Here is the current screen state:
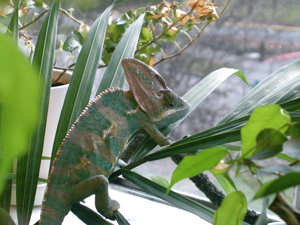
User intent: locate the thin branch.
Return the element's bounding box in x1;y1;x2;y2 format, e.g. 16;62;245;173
154;21;211;66
19;10;49;30
171;154;262;225
138;3;200;54
59;8;84;25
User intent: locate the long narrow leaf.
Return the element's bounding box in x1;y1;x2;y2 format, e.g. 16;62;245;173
131;68;245;161
220;61;300;123
97;13;145;93
52;2;114;161
114;210;131;225
114;97;300;175
121;169;215;223
7;0;23;42
16;1;59;224
70;203;114;225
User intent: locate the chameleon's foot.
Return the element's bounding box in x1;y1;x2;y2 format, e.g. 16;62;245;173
162;137;173;146
117;159;127;168
101;199;120;220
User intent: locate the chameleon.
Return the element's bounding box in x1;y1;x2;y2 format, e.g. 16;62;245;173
39;58;190;224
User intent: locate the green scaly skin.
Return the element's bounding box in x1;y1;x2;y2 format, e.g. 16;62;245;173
39;58;190;224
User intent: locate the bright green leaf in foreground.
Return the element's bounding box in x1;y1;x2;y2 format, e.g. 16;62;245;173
0;35;40;193
249;128;287;160
168;147;228;192
241;105;290;158
213;191;247;225
254;172;300;199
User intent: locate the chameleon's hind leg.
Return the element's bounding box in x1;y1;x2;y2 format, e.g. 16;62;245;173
69;175;120;220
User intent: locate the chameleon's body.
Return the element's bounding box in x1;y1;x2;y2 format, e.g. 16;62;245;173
40;58;190;224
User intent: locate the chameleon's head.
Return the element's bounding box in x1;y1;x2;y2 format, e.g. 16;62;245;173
122;58;190;128
149;88;190;128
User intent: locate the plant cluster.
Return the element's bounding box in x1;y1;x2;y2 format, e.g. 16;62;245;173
1;0;218;70
2;0;300;225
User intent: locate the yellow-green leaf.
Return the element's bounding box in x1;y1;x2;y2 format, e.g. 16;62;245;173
168;147;228;191
241;105;290;158
213;191;247;225
0;34;40;193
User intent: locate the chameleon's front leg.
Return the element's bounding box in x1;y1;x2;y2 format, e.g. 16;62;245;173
69;175;120;220
143;122;172;146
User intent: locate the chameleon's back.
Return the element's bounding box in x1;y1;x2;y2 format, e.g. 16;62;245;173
40;88;145;224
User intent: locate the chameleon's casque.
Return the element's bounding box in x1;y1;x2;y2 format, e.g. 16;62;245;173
39;58;190;224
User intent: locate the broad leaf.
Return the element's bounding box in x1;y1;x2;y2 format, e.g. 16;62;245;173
149;175;169;188
63;30;84;52
213;191;248;225
254;172;300;199
168;147;228;191
241;105;290;158
249;128;287;160
0;35;40;193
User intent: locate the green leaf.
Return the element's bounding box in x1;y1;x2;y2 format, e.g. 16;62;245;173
0;34;40;193
7;0;23;42
16;0;59;224
114;210;130;225
249;128;287;160
213;191;248;225
149;175;169;188
241;105;290;158
63;30;84;52
254;172;300;199
214;174;235;194
106;24;125;42
70;203;113;225
97;13;145;93
0;207;15;225
212;164;237;194
169;147;228;191
52;2;114;161
120;169;215;223
141;27;153;41
220;61;300;123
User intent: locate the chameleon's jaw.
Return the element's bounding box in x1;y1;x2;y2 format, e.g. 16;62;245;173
152;101;190;128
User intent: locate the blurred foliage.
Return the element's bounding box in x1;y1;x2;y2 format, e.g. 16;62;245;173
1;0;220;67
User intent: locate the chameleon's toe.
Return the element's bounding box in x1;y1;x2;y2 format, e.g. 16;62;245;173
103;200;120;220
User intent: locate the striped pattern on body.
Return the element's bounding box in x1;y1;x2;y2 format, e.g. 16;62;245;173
40;88;148;224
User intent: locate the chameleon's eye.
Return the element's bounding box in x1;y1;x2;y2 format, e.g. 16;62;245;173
154;92;164;99
164;91;178;107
